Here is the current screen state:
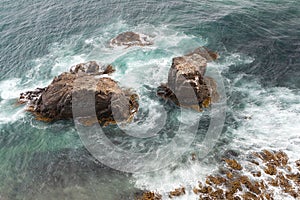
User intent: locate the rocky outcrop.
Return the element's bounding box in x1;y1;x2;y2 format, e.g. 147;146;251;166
19;61;139;125
157;47;219;111
110;31;153;47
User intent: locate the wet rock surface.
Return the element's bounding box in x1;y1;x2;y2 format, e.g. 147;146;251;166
168;187;185;198
110;31;153;47
136;191;162;200
19;61;139;125
157;47;219;111
139;150;300;200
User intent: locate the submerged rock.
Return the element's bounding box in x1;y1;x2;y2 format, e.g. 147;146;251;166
157;47;219;110
19;61;139;125
110;31;153;47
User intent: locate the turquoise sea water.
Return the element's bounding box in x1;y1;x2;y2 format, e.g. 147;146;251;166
0;1;300;199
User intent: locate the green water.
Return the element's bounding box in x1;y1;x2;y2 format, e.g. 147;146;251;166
0;0;299;199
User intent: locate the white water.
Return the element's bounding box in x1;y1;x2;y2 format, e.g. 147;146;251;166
0;21;299;199
229;77;300;160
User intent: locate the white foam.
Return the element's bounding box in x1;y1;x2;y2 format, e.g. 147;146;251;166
130;46;299;199
128;63;233;197
0;99;25;125
120;97;167;138
133;161;217;199
0;79;26;124
0;78;23;100
229;78;300;161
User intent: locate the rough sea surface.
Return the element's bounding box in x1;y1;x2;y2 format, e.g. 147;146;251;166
0;0;299;199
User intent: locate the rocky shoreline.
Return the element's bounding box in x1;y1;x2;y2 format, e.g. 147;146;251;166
137;150;300;200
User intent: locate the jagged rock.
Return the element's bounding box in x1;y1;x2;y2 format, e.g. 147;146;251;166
264;163;277;175
157;47;219;111
136;191;162;200
110;31;153;47
19;87;46;105
19;61;139;125
224;159;243;171
70;61;116;75
168;187;185;198
173;150;300;200
206;175;227;186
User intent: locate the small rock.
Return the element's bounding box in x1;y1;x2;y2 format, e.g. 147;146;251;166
110;31;153;47
224;159;243;170
137;191;162;200
169;187;185;198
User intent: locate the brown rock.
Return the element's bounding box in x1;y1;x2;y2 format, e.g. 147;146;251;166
264;193;274;200
137;150;300;200
251;171;262;177
260;180;267;191
193;187;200;194
226;171;234;179
274;151;289;166
296;160;300;167
286;173;300;185
239;176;261;195
191;153;197;161
110;31;153;47
169;187;185;198
157;47;219;110
137;192;162;200
19;61;139;125
269;178;279;187
210;189;224;199
242;192;258;200
200;186;213;194
264;163;277;175
206;175;227;186
19;87;46;105
224;159;243;171
254;150;289;167
227;180;242;194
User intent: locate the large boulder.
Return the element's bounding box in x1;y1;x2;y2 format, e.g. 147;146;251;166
157;47;219;111
110;31;153;47
19;61;139;125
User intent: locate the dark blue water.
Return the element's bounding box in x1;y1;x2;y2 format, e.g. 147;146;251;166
0;1;299;199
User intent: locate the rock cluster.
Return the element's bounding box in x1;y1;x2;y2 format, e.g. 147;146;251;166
139;150;300;200
157;47;219;111
193;150;300;199
19;61;139;125
20;30;220;125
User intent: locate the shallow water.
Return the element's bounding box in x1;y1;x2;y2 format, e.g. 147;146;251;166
0;0;299;199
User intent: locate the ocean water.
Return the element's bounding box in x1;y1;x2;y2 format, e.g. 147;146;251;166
0;0;299;199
